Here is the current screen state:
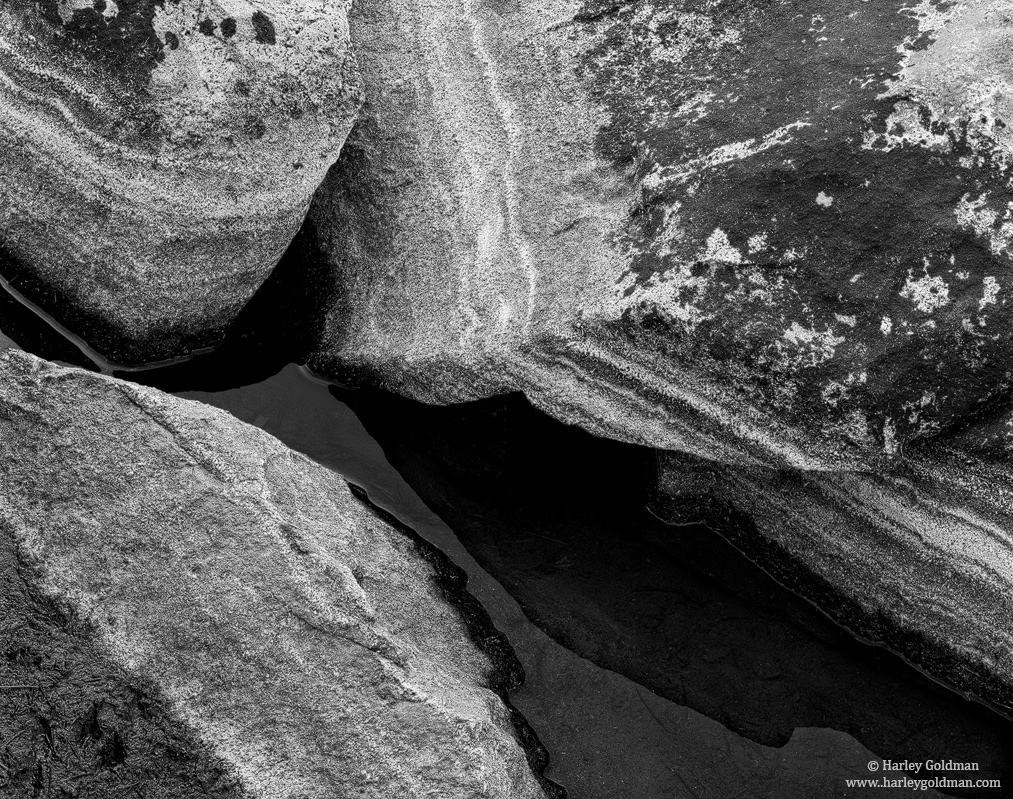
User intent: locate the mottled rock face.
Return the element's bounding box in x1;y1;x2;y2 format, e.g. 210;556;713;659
312;0;1013;471
0;0;361;362
598;0;1013;467
0;351;552;799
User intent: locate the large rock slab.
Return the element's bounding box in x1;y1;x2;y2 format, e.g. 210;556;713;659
311;0;1013;473
0;350;556;799
0;0;361;362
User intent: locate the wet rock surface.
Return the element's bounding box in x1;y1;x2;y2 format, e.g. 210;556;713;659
653;443;1013;727
0;0;361;362
0;350;556;799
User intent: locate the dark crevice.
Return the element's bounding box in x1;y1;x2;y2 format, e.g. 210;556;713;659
0;221;337;389
113;223;336;391
0;212;335;377
336;386;1013;799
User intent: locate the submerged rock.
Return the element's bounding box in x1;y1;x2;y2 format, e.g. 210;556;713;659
312;0;1013;474
653;445;1013;722
0;0;361;363
0;350;557;799
336;384;1013;797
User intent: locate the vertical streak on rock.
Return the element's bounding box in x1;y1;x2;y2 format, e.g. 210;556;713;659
465;2;538;335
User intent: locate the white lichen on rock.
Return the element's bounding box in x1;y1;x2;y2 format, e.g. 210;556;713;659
901;263;951;313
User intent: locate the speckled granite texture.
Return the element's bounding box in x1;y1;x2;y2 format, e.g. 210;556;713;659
0;1;361;362
297;0;1013;721
0;350;555;799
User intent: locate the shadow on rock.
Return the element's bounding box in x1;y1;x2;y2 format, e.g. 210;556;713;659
117;222;336;392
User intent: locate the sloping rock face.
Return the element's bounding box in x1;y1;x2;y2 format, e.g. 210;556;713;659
1;527;251;798
312;0;1013;474
0;1;361;363
0;350;555;799
653;446;1013;719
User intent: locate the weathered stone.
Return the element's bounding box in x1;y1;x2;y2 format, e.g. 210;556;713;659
311;0;1013;474
0;1;361;362
0;350;555;799
652;444;1013;722
0;526;251;799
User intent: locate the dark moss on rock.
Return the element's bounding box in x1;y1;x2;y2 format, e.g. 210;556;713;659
32;0;169;90
251;10;276;44
0;522;250;798
570;0;1013;454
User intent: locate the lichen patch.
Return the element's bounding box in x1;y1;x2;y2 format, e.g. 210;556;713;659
981;276;1001;311
955;193;1013;257
900;262;951;313
699;228;743;264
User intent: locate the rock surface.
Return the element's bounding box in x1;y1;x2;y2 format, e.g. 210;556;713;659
653;444;1013;721
178;363;967;799
0;523;251;799
311;0;1013;474
0;350;555;799
0;0;361;362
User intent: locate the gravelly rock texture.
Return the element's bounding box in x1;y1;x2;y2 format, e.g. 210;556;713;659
311;0;1013;474
0;0;361;363
0;350;555;799
0;531;252;799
